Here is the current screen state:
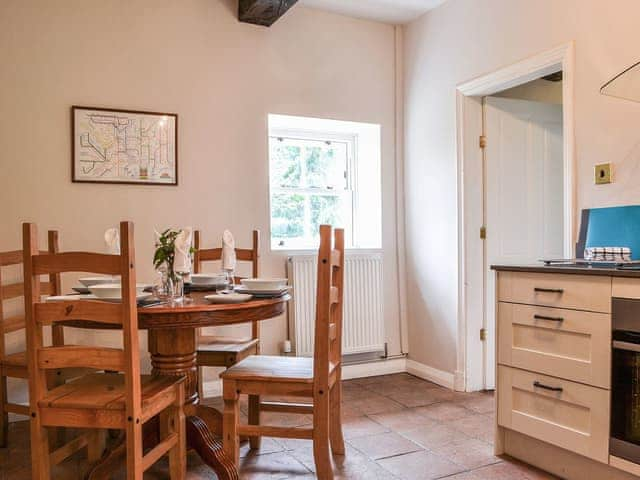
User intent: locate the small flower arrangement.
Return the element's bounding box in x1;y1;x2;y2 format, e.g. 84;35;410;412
153;228;196;282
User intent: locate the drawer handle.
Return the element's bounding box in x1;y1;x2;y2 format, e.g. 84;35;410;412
534;287;564;294
533;381;563;393
533;314;564;322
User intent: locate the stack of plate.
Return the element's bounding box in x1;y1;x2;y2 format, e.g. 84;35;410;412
234;278;290;298
187;273;229;292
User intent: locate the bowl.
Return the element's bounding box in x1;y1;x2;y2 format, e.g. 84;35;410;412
89;283;148;299
79;276;119;287
190;273;228;286
240;278;288;291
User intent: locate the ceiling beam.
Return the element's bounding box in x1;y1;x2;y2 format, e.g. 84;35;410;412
238;0;298;27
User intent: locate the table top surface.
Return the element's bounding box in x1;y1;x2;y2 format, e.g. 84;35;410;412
138;292;290;315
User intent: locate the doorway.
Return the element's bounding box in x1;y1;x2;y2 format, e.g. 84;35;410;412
455;43;576;392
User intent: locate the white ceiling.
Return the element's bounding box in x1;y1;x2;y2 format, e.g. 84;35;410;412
298;0;448;24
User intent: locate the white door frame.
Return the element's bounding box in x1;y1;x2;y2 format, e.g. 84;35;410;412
455;42;576;392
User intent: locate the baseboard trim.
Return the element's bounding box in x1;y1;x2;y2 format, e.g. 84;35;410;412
342;357;407;380
406;359;455;390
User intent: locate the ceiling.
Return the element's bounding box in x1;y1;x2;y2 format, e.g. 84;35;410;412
298;0;448;24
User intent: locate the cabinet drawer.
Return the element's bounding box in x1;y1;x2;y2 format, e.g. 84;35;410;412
498;365;609;463
498;272;611;313
498;303;611;388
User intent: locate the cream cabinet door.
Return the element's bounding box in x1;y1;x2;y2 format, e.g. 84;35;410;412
498;366;610;464
498;302;611;388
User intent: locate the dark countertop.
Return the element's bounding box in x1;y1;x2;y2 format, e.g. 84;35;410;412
491;263;640;278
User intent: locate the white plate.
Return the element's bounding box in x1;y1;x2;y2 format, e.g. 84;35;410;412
89;283;149;298
46;293;152;303
78;276;119;287
240;278;288;291
204;293;253;304
191;273;227;285
234;286;290;296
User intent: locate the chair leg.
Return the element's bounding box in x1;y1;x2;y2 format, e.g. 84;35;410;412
248;394;261;450
222;380;240;466
168;385;186;480
313;393;334;480
0;374;8;448
125;421;144;480
87;429;105;463
30;420;51;480
329;382;345;455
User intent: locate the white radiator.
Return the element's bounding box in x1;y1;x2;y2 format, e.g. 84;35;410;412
287;253;385;357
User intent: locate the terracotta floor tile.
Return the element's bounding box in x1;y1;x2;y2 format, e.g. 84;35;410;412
342;415;390;439
239;451;313;479
431;437;500;469
400;423;471;450
447;413;495;444
347;431;423;460
463;458;560;479
346;392;406;416
377;450;466;480
368;409;436;432
455;392;495;414
414;402;475;422
385;386;458;408
288;444;395;479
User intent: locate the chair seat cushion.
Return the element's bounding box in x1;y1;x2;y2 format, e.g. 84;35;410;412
1;351;26;367
197;336;259;354
220;355;313;383
38;372;182;410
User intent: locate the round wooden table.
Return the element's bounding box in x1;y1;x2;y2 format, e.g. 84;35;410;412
88;292;290;480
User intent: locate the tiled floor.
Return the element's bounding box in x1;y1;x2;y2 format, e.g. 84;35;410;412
0;373;557;479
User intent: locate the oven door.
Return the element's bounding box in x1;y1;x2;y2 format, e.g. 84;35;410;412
611;338;640;463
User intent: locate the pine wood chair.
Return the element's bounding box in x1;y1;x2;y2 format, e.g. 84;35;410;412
193;230;261;393
0;230;65;447
221;225;345;480
23;221;186;480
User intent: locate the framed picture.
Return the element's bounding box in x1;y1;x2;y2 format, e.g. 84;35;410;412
72;106;178;185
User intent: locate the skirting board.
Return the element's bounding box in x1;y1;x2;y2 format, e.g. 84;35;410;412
406;359;456;390
202;357;457;397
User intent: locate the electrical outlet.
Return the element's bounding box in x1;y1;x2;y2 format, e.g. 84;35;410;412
595;163;612;185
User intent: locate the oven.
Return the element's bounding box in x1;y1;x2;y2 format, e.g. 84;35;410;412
611;297;640;463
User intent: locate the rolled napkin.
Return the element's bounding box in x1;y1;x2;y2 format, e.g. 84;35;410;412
584;246;631;262
104;228;120;255
222;230;236;272
174;227;193;273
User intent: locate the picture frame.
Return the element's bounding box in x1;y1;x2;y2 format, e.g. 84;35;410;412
71;106;178;185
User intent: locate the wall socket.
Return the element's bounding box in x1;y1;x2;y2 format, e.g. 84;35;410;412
595;163;612;185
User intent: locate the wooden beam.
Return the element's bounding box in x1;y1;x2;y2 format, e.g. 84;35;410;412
238;0;298;27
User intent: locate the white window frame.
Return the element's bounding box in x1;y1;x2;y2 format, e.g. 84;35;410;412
269;127;359;250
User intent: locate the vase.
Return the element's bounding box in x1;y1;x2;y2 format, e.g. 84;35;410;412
153;266;183;301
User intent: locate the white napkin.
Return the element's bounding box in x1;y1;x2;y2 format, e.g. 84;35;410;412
222;230;236;272
104;228;120;255
174;227;193;273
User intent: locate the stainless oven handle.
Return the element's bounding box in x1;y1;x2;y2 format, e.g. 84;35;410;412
613;340;640;352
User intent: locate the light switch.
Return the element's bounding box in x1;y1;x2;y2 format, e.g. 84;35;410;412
595;163;612;185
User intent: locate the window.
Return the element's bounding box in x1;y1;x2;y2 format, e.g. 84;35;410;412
269;115;381;250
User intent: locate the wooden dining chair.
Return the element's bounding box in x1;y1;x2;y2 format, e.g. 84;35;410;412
193;230;261;395
221;225;345;479
0;230;65;447
23;221;186;480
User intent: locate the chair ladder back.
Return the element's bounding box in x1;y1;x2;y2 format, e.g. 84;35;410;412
312;225;345;393
0;232;61;358
329;229;345;367
193;229;261;344
23;222;142;413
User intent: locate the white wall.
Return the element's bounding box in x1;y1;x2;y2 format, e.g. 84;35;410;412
0;0;403;405
403;0;640;374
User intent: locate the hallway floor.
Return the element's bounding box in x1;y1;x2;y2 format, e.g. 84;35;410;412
0;373;557;479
